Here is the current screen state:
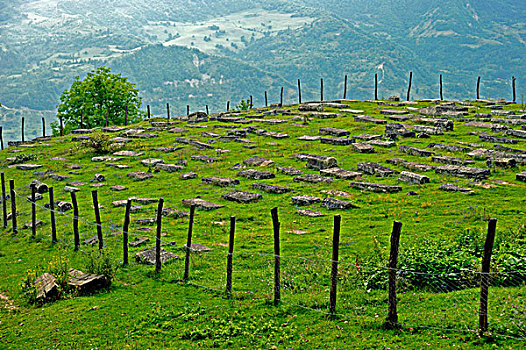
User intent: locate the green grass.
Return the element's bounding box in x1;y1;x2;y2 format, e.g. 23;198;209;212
1;99;525;348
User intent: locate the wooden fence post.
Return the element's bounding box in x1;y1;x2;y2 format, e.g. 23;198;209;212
147;105;151;119
226;101;230;112
265;91;268;107
1;173;6;228
9;179;16;234
479;218;497;334
477;76;481;100
343;75;348;99
298;79;302;104
31;184;36;238
280;87;283;107
0;126;3;150
387;221;403;327
49;187;57;243
375;73;378;101
59;116;63;136
406;71;412;101
71;192;79;251
271;207;280;306
166;103;170;120
206;105;209;116
226;215;236;297
512;76;516;102
42;117;46;137
122;199;131;266
124;106;128;126
329;215;341;313
440;74;443;101
320;78;324;102
91;190;103;250
183;205;195;281
155;197;164;273
21;117;25;142
250;95;253;109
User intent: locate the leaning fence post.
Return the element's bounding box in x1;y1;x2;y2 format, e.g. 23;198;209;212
21;117;25;143
271;207;280;306
187;105;190;116
226;101;230;112
343;75;348;99
122;199;131;266
166;103;170;120
479;218;497;334
320;78;324;102
31;184;36;238
226;216;236;297
0;126;4;150
250;95;253;109
477;76;481;100
183;205;195;281
265;91;268;107
70;192;79;251
280;87;284;106
49;187;57;243
387;221;403;327
91;190;103;250
440;74;443;101
9;179;16;234
1;173;7;228
147;105;151;119
206;105;209;116
59;116;63;136
512;76;516;102
297;79;302;104
155;197;164;273
406;71;412;101
42;117;46;137
329;215;341;314
375;73;378;100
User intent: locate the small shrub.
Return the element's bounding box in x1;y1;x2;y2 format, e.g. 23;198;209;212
83;248;118;280
81;132;120;154
8;154;37;164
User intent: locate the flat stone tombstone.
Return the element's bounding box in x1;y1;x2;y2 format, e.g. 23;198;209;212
243;156;274;167
182;198;223;210
399;145;434;157
411;125;444;135
23;220;44;229
354;134;381;141
133;198;158;204
435;165;490;180
66;164;82;169
439;184;473;193
298;135;322;141
93;174;105;182
277;166;304;176
113;151;144;157
202;177;240;187
107;163;131;169
111;185;127;191
102;126;126;133
321;137;354;146
487;158;517;168
50;157;68;161
252;183;293;194
237;169;275;180
57;201;73;212
141;158;164;167
516;171;526;182
354;115;387;124
181;172;198;180
110;137;132;143
50;174;69;181
292;195;321;206
293;174;333;183
127;171;154;181
432;156;474;165
321;197;358;210
369;140;396;147
321;190;351;197
402;162;435;172
296;154;337;170
16;164;43;171
30;180;48;194
72;129;92;134
319;127;350;137
399;171;430;185
380;109;408;115
91;156;123;162
352;143;375;153
187;243;212;252
156;163;184;172
129;134;158;139
357;163;399;177
297;209;325;217
71;135;90;141
84;235;99;246
350;182;403;193
157;207;189;218
169;127;189;133
137;218;156;225
112;200;128;207
26;193;43;202
129;236;150;247
34;273;59;301
320;168;362;180
64;186;80;193
191;155;218;163
222;190;262;203
68;269;110;291
479;135;519;144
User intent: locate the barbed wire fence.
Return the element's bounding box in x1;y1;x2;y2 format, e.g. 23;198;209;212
1;177;525;341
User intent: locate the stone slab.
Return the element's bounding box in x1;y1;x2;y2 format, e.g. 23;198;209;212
135;248;178;265
350;182;402;193
291;195;321;206
251;183;293;194
222;190;262;203
182;198;223;210
320;168;362;180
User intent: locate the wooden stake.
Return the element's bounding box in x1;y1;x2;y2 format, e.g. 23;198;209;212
329;215;341;313
187;105;190;116
406;71;412;101
387;221;403;326
226;216;236;297
122;199;131;266
226;101;230;112
206;105;209;116
320;78;324;102
477;76;481;100
49;187;57;243
124;106;128;126
512;76;516;102
479;218;497;334
21;117;25;142
147;105;151;119
31;184;36;238
375;73;378;101
297;79;302;104
440;74;443;101
9;179;16;234
0;126;3;150
271;207;280;306
71;192;79;251
183;205;195;281
265;91;268;107
155;197;164;273
343;75;348;99
42;117;46;137
280;87;283;107
166;103;170;120
1;173;6;228
91;190;103;250
250;95;253;109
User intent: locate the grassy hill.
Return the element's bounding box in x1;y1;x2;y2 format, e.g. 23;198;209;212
0;97;525;348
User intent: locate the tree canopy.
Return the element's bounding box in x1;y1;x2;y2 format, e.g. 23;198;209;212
55;66;142;134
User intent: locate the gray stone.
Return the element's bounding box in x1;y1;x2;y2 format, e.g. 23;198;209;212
153;147;184;152
411;125;444;135
107;163;131;169
26;193;43;202
319;127;350;137
191;155;218;163
435;165;490;180
297;209;325;217
479;135;519;144
112;200;128;207
30;180;48;194
237;169;275;180
357;162;399;177
71;135;90;141
136;218;156;225
156;207;189;218
175;137;214;149
320;137;354;146
169;127;189;133
16;164;43;171
128;134;158;139
369;140;396;147
298;135;321;141
321;197;358;210
354;134;381;141
354;115;387;124
243;156;274;167
57;201;73;212
49;174;69;181
93;174;105;182
182;198;223;210
277;166;304;176
251;183;293;194
222;190;262;203
110;137;132;143
135;248;178;265
350;182;403;193
398;171;430;185
129;237;150;247
127;171;154;181
293;174;333;184
185;243;212;252
494;144;526;154
298;103;323;112
486;158;517;168
181;172;198;180
432;156;474;165
506;129;526;139
292;195;321;206
293;154;338;170
141;158;164;167
380;109;408;115
516;172;526;182
34;273;59;301
320;168;362;180
156;164;184;172
202;177;240;187
91;156;123;162
64;186;80;193
399;145;434;157
23;220;44;229
110;186;127;191
113;150;144;157
71;129;92;134
401;162;435;172
133;197;159;205
385;123;415;138
439;184;473;193
426;143;471;153
352;143;375;153
102;126;126;133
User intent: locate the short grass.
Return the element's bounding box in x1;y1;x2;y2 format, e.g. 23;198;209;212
0;99;525;349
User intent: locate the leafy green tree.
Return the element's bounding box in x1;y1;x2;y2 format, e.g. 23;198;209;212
234;98;252;111
53;66;143;134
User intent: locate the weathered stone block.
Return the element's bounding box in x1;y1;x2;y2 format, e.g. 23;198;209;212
320;168;362;180
182;198;223;210
237;169;275;180
202;177;240;187
435;165;490;180
251;183;293;194
222;190;262;203
352;142;375;153
320;137;354;146
127;171;154;181
293;174;333;183
357;162;399;177
399;145;434;157
292;195;321;206
319;127;350;137
321;197;358;210
439;184;473;193
398;171;430;185
350;182;402;193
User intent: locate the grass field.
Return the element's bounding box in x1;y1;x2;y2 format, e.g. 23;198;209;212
0;99;525;348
